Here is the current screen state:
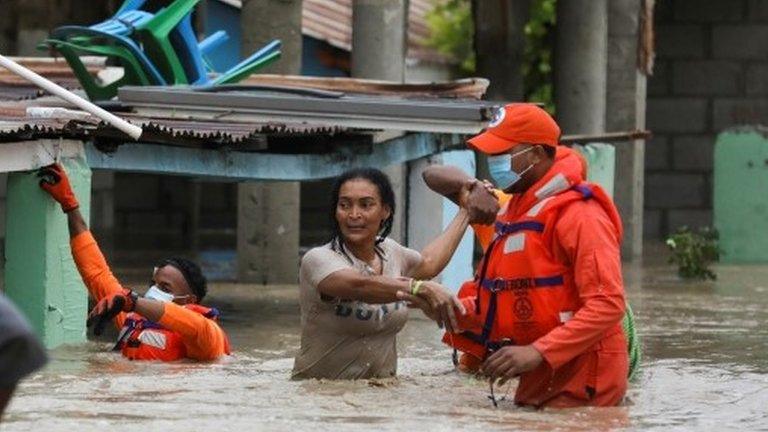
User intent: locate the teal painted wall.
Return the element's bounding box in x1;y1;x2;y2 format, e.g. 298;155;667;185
714;129;768;263
574;143;616;198
4;156;91;348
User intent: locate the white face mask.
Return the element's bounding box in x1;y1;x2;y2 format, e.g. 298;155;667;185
145;285;175;303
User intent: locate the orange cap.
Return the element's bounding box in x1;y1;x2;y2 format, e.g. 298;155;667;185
468;103;561;154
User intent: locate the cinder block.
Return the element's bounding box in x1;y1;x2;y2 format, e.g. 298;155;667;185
645;172;707;208
668;209;713;232
646;136;671;170
672;61;742;96
674;0;744;22
656;25;706;58
648;60;670;97
644;209;664;239
746;64;768;95
713;99;768;130
673;135;716;170
748;0;768;21
647;98;709;133
713;26;768;59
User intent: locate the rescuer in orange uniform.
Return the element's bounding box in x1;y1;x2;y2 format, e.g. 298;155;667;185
421;104;628;408
38;163;230;361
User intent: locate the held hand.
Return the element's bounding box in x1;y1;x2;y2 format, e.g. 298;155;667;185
86;288;137;336
481;345;543;386
396;290;439;322
459;179;499;225
37;163;79;212
416;281;466;333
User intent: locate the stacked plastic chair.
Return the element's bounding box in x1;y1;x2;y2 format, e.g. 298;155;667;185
42;0;281;101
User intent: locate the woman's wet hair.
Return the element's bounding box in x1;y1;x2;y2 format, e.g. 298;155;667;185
329;168;396;261
158;257;208;301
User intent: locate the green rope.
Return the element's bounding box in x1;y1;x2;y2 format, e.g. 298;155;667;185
622;302;641;382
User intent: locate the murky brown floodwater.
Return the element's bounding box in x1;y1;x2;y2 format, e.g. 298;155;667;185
4;248;768;431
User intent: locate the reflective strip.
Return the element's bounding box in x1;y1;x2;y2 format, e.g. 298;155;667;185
503;233;525;254
137;330;168;349
526;196;555;217
559;311;574;323
534;173;570;200
480;275;564;292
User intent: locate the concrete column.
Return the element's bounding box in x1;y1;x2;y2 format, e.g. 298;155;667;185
554;0;608;135
351;0;408;243
238;0;303;283
16;0;50;56
4;153;91;348
472;0;531;101
606;0;646;259
408;151;476;292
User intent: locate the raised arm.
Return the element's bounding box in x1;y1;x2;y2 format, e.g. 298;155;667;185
422;165;499;225
38;164;172;332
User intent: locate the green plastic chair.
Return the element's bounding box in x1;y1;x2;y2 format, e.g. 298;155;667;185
42;38;154;101
212;50;282;85
133;0;200;85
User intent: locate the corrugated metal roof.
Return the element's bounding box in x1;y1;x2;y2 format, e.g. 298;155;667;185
216;0;449;63
0;111;359;146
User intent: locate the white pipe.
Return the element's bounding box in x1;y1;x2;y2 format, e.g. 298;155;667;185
0;54;143;140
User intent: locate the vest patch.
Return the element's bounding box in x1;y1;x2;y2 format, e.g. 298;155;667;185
138;330;167;349
535;173;570;200
527;196;555;217
503;233;526;254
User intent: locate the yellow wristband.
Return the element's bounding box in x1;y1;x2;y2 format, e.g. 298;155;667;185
411;280;424;296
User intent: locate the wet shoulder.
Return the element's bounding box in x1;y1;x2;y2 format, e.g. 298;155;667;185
378;238;421;277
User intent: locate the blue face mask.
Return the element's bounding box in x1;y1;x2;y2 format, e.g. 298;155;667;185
487;147;536;190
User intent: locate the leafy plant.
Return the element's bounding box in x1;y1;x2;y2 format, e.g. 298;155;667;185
665;227;720;280
423;0;556;111
523;0;556;113
424;0;475;74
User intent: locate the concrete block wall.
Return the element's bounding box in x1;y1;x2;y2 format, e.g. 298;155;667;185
645;0;768;238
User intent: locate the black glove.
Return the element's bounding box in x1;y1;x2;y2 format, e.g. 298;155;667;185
86;289;137;336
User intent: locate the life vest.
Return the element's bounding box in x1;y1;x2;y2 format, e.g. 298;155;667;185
443;147;624;362
114;304;225;361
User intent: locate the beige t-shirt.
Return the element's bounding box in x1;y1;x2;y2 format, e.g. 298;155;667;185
292;238;422;380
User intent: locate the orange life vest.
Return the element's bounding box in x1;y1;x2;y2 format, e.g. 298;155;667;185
443;152;623;361
114;304;227;361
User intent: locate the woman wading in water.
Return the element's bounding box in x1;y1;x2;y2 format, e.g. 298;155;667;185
293;168;488;380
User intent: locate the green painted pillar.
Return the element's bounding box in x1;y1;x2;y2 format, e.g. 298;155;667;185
3;156;91;348
574;142;616;198
714;129;768;263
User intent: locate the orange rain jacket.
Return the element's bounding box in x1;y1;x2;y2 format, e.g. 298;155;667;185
446;147;628;408
71;231;230;361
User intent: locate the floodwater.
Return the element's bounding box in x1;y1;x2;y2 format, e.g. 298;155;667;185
4;248;768;431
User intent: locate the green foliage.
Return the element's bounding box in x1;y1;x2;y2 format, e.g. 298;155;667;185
523;0;556;113
423;0;556;111
423;0;475;74
666;227;721;280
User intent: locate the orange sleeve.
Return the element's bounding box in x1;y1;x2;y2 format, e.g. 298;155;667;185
531;200;626;370
70;231;127;328
158;303;229;361
470;190;512;250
